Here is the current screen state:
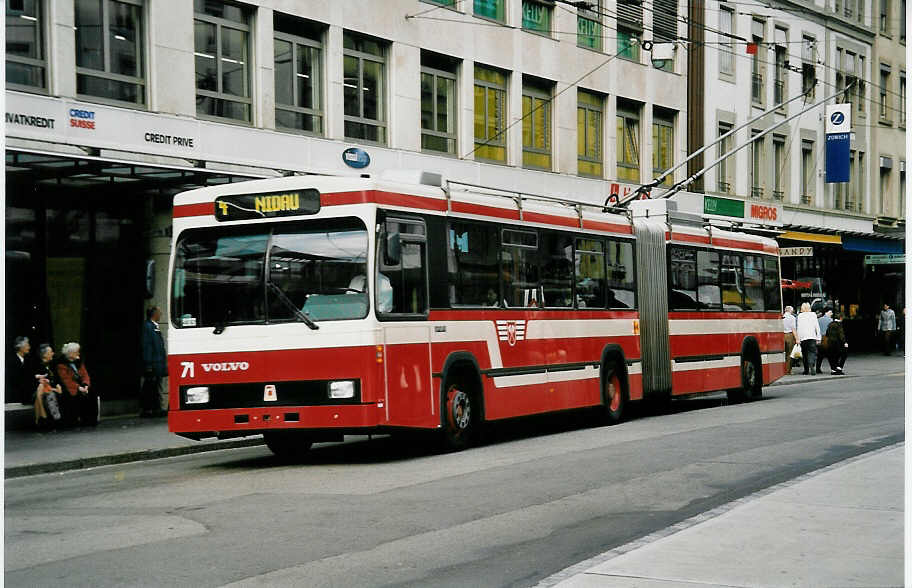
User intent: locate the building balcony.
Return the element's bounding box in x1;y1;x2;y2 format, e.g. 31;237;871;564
800;194;812;205
750;186;764;199
772;190;784;201
718;181;731;193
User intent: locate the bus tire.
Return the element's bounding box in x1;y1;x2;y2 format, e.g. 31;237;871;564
602;362;627;424
263;431;313;461
728;353;762;403
442;381;476;451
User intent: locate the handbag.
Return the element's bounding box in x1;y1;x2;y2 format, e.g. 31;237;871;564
43;388;62;422
790;343;802;359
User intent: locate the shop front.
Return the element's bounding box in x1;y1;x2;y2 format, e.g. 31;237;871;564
5;150;256;406
777;228;904;351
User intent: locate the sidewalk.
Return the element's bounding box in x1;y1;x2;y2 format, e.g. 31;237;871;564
3;415;263;478
546;444;904;588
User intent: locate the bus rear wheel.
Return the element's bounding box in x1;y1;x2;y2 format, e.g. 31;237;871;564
728;355;762;403
263;430;313;461
442;383;475;451
602;364;626;424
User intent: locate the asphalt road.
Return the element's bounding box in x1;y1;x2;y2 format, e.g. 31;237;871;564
5;372;904;588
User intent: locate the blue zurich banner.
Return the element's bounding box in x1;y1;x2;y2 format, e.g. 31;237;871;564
825;133;850;183
824;105;851;184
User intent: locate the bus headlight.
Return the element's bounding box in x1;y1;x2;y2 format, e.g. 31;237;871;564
328;380;355;399
186;387;210;404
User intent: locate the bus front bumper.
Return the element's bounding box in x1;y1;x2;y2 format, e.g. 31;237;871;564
169;403;387;438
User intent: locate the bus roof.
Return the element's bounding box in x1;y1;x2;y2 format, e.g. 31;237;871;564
172;173;778;253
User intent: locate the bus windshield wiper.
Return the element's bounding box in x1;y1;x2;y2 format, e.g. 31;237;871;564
267;281;319;330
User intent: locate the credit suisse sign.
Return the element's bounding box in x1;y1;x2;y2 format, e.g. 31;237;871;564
703;195;783;227
6;91;200;159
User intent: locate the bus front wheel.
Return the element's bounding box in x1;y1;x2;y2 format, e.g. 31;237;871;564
263;431;313;461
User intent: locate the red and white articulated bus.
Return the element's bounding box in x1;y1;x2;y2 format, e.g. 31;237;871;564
167;171;785;457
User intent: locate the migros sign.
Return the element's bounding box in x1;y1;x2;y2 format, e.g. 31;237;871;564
749;203;778;222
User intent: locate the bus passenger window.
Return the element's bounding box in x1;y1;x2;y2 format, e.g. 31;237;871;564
501;229;539;308
606;239;635;309
697;250;721;310
721;253;744;310
447;221;499;306
541;232;573;307
575;238;605;308
743;255;764;311
669;247;698;310
763;256;781;312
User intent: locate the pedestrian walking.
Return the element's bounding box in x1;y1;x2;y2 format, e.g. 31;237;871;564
6;336;33;404
140;306;168;417
796;302;821;375
782;306;798;375
876;304;897;356
56;342;99;427
816;309;833;374
825;314;848;374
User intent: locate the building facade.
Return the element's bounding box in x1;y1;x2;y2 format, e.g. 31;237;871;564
4;0;905;406
698;0;905;347
6;0;691;404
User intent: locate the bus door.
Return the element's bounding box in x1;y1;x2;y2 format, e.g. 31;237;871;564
377;216;434;428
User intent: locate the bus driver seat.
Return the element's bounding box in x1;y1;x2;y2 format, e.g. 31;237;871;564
348;275;367;293
347;274;393;313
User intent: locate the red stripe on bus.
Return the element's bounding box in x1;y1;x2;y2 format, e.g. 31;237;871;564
523;211;583;228
427;310;639;321
668;311;778;320
322;190;449;211
669;232;768;252
669;333;783;356
173;203;212;218
581;219;634;234
450;201;522;221
710;237;765;251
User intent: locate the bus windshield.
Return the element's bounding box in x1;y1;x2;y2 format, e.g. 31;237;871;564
172;217;369;328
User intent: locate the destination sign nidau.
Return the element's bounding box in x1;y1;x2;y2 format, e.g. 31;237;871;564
214;189;321;221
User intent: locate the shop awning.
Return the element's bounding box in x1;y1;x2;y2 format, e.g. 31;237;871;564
842;236;904;254
778;231;842;244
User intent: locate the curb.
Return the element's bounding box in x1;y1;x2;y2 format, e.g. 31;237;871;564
5;436;265;479
768;373;849;387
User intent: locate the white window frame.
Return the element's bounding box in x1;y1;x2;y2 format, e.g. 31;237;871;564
194;2;253;123
274;26;324;136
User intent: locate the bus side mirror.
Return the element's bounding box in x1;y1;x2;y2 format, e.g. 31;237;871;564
385;232;401;266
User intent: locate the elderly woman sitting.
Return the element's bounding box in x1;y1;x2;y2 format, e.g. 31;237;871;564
33;343;62;428
56;342;99;427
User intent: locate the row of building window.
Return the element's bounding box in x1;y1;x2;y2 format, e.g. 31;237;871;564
428;0;677;68
716;10;905;127
5;0;679;182
716;122;817;204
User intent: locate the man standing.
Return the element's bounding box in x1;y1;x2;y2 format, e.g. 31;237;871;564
140;306;168;417
877;304;897;356
782;306;798;375
816;309;833;373
6;336;32;404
